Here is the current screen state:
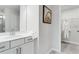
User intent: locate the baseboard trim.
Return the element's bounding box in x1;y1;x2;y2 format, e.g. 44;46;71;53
62;40;79;46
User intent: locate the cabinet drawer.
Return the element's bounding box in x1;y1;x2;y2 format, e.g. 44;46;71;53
25;36;33;43
0;41;10;52
11;38;24;48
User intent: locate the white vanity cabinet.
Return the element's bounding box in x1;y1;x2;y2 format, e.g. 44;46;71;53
21;37;34;54
0;36;34;54
20;42;34;54
1;42;34;54
1;47;19;54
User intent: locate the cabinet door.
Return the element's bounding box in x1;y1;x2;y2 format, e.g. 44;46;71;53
1;47;21;54
1;48;16;54
21;42;34;54
1;42;34;54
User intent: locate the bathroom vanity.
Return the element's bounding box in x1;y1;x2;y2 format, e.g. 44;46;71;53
0;32;37;54
0;37;34;54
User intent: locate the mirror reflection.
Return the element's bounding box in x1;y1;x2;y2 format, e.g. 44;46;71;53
0;5;20;33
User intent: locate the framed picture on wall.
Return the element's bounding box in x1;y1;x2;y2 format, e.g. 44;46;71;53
43;5;52;24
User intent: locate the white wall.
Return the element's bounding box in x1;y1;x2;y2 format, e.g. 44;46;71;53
27;5;39;38
62;8;79;19
20;5;27;33
39;5;61;53
26;5;39;53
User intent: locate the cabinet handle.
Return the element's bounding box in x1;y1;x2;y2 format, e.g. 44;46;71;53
16;48;19;54
16;47;22;54
28;38;32;41
77;30;79;32
19;48;21;54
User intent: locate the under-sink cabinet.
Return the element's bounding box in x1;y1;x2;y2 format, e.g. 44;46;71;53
0;36;34;54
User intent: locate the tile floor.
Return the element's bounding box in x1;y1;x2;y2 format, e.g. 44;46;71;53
61;42;79;54
50;42;79;54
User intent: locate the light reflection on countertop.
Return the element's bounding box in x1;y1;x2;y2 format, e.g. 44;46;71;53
0;31;33;43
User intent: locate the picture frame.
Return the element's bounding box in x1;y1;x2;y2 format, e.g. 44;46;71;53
43;5;52;24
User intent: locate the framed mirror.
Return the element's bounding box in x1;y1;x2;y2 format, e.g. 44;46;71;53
0;5;20;33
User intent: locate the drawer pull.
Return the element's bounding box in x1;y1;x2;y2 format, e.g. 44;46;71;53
28;38;32;41
16;48;22;54
27;39;32;42
19;48;21;54
0;46;5;49
16;48;18;54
